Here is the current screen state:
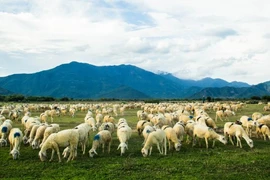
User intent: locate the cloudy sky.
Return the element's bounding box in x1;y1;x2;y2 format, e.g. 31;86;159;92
0;0;270;85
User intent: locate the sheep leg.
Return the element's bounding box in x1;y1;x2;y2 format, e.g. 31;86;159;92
108;142;111;153
204;137;209;149
149;146;152;156
164;138;167;155
212;140;216;148
156;143;162;154
229;135;235;146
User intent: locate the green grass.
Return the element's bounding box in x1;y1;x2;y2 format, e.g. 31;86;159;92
1;103;270;180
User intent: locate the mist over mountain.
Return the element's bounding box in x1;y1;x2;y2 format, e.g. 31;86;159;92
0;61;269;99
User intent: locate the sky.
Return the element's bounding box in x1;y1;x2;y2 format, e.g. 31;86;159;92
0;0;270;85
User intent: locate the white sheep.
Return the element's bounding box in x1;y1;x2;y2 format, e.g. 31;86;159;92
117;124;132;156
252;112;263;121
98;122;115;135
142;125;156;145
63;123;91;157
85;116;97;131
88;130;112;158
0;120;13;146
141;129;167;157
256;115;270;128
95;113;103;128
224;123;254;148
185;120;196;144
256;123;270;141
192;124;227;149
239;115;257;137
162;125;181;151
39;129;79;162
136;120;153;135
26;124;41;145
35;124;59;149
173;121;185;142
32;124;50;149
8;128;23;160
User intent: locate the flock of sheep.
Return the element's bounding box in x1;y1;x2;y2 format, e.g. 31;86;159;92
0;101;270;162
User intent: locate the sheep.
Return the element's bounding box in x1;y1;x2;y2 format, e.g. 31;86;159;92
256;123;270;141
151;113;166;128
116;118;128;128
103;115;115;124
26;124;42;145
215;110;235;122
252;112;263;121
173;121;185;142
40;112;48;123
142;125;156;145
162;125;181;151
8;128;23;160
21;111;31;126
85;116;97;131
137;110;148;120
240;116;257;137
117;124;132;156
22;117;41;144
36;124;59;149
224;123;253;148
136;120;153;135
0;120;13;147
141;129;167;157
30;124;48;149
185;120;196;144
88;130;112;158
39;129;79;162
98;122;115;135
256;115;270;128
192;124;227;149
63;123;91;157
95;113;103;128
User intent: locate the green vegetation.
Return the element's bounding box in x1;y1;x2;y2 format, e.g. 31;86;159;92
0;102;270;179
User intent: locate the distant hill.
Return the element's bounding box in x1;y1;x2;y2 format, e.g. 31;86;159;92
0;61;266;99
0;87;13;95
190;81;270;99
159;73;250;88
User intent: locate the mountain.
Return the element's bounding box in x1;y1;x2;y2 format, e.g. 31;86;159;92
190;81;270;99
0;61;264;99
0;61;185;99
159;73;250;88
0;86;13;95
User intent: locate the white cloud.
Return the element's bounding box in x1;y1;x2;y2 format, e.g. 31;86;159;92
0;0;270;85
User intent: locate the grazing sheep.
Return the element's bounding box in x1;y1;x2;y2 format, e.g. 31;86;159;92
173;121;185;142
117;124;132;156
252;112;263;121
39;129;79;162
88;130;112;158
142;125;156;145
8;128;23;160
240;116;257;137
85;117;97;131
162;125;181;151
21;112;31;126
22;117;41;144
256;123;270;141
136;120;153;135
95;113;103;128
26;124;41;145
224;123;254;148
40;113;48;123
256;115;270;128
0;120;13;146
98;122;115;135
36;124;59;149
103;115;115;124
192;124;227;149
141;129;167;157
62;122;92;158
151;113;166;128
31;124;48;149
137;110;148;120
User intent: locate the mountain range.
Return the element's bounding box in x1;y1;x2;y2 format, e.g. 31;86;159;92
0;61;269;99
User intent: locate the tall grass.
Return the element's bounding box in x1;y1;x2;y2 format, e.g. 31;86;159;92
0;103;270;179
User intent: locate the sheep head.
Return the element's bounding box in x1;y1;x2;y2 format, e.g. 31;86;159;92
10;149;20;160
0;139;7;147
39;151;47;161
89;149;98;158
174;141;182;151
218;135;227;145
117;142;128;155
248;139;254;148
141;148;148;157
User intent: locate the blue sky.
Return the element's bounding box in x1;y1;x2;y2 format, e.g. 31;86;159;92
0;0;270;85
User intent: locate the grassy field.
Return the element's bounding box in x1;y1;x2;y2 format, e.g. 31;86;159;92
1;102;270;180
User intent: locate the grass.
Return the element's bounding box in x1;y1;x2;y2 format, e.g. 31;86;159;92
1;102;270;180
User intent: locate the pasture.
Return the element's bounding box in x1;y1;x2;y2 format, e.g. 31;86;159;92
0;102;270;179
